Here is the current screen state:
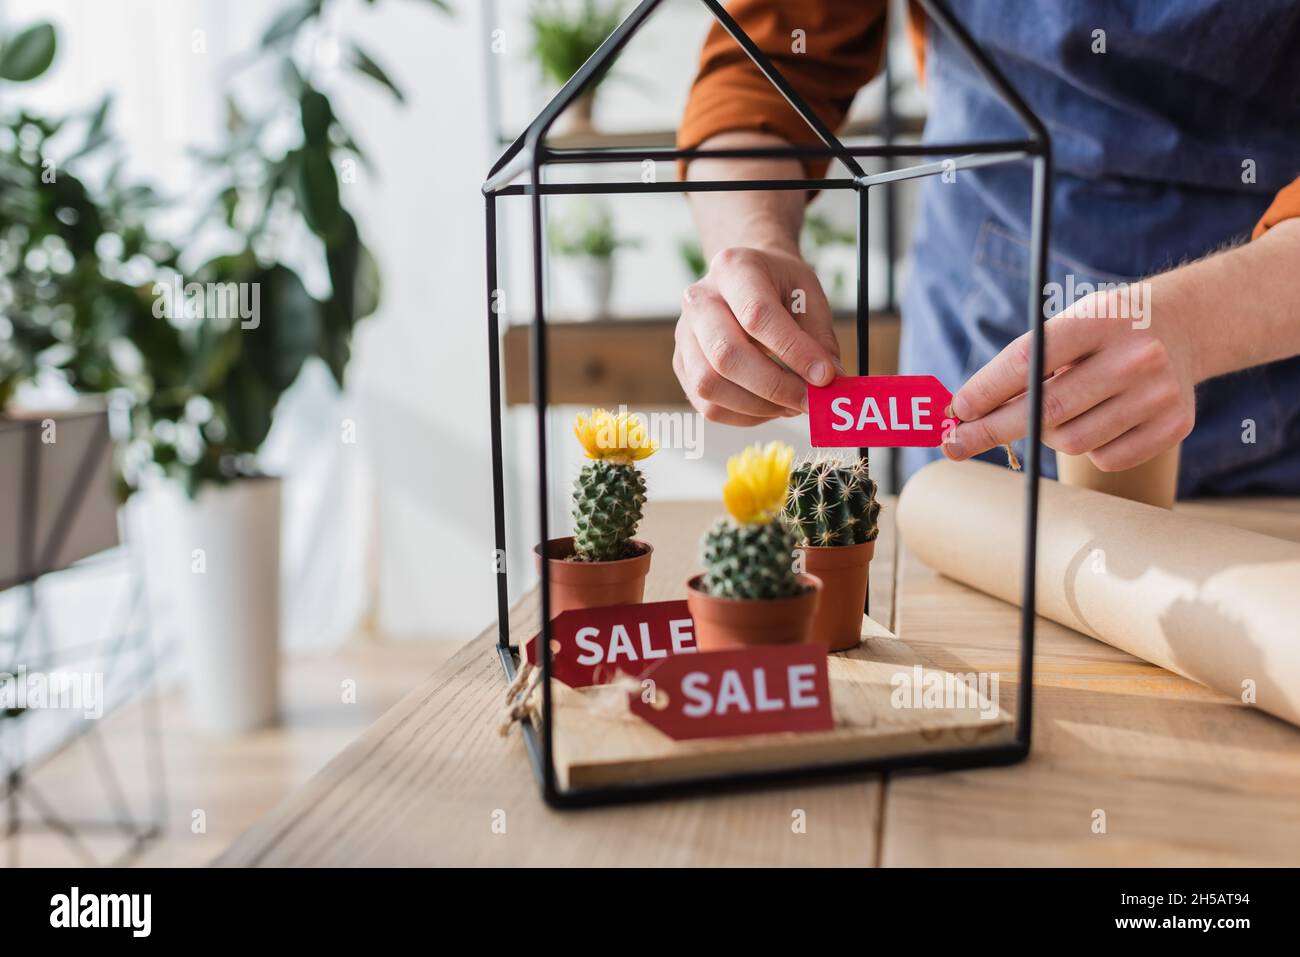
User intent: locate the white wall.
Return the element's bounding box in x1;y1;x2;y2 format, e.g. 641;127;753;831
337;0;498;640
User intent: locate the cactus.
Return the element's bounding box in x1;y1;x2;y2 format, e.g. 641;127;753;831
702;516;800;600
699;441;802;599
784;455;880;547
572;459;647;561
570;408;656;562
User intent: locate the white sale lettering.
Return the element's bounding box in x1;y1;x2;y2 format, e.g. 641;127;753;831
831;395;932;432
680;664;822;719
574;618;694;666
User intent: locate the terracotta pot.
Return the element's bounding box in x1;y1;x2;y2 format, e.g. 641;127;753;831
800;540;875;652
553;91;597;137
685;574;823;652
534;537;652;618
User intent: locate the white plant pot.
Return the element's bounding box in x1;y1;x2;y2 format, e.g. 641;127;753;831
562;255;614;321
175;477;281;735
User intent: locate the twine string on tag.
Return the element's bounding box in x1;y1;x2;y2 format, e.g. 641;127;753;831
497;661;541;736
498;665;649;737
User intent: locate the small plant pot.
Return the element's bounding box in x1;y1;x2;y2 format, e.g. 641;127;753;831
800;540;876;653
685;574;823;652
534;536;653;618
553;90;597;136
561;254;614;321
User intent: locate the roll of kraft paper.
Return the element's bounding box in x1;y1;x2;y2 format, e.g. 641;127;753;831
896;459;1300;727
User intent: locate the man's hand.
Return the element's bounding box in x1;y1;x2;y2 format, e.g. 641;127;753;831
943;286;1197;472
675;130;843;426
674;246;841;425
944;217;1300;472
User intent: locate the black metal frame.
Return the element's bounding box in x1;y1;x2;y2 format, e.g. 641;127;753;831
1;409;167;863
482;0;1050;809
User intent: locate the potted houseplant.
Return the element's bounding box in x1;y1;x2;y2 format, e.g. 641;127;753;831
535;407;656;616
784;455;881;652
548;198;638;320
687;441;822;651
0;2;444;734
0;22;157;589
0;0;441;738
528;0;627;136
137;0;428;734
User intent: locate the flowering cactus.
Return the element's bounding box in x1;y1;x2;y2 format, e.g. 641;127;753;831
701;441;801;599
570;408;656;561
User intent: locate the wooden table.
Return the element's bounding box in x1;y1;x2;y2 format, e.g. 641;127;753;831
219;496;1300;866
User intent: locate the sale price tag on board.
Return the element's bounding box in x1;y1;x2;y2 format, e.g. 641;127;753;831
629;644;833;740
808;375;957;448
526;600;697;688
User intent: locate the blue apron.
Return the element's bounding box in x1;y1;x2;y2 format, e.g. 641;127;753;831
900;0;1300;495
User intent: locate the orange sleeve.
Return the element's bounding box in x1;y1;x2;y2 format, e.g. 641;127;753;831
677;0;888;180
1252;176;1300;239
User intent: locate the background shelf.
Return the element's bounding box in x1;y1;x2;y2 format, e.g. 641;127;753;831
502;312;900;407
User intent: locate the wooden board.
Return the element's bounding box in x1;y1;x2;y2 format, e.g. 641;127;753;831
218;495;1300;867
217;501;895;867
550;615;1014;790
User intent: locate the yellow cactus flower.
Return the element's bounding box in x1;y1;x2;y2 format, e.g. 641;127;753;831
573;408;657;463
723;441;795;525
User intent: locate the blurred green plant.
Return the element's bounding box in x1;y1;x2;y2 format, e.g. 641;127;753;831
802;211;856;300
528;0;625;92
672;216;852;292
0;22;56;81
0;23;179;416
1;2;448;496
1;23;61;720
678;237;706;282
547;199;638;260
803;211;855;250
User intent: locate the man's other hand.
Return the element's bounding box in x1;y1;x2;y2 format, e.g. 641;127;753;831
673;245;841;426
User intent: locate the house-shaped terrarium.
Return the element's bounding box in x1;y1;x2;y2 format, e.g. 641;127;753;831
483;0;1051;808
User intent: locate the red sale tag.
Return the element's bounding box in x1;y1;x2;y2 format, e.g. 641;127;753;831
629;644;833;740
808;375;956;448
526;600;696;688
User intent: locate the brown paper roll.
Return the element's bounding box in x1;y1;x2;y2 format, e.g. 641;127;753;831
1056;444;1181;510
897;459;1300;727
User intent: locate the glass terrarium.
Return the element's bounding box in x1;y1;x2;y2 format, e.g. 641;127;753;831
483;0;1050;808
